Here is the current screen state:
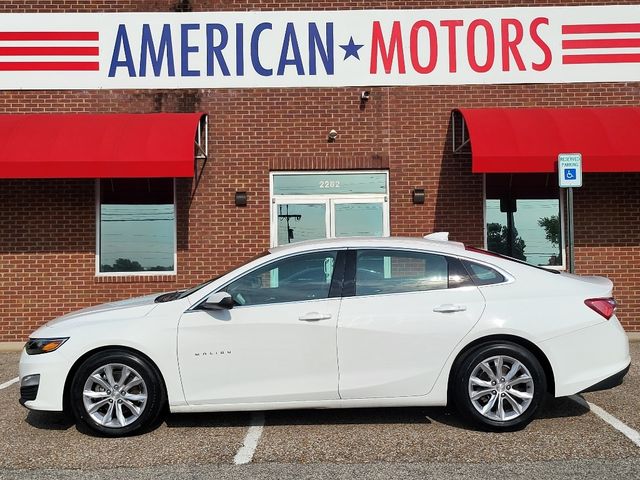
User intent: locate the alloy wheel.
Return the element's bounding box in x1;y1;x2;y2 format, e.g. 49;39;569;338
467;355;534;422
82;363;148;428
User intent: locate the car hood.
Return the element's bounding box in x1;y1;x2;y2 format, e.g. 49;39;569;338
40;293;161;331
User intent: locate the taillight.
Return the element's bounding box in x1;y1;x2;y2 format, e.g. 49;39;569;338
584;298;617;320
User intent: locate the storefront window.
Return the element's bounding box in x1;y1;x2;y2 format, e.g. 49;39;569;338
485;174;563;268
98;179;175;274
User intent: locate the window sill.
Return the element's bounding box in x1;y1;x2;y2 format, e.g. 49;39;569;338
95;274;177;284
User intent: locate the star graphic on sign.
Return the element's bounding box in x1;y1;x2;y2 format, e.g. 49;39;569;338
339;37;364;61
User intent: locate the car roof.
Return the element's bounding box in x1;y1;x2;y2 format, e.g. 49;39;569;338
268;235;466;256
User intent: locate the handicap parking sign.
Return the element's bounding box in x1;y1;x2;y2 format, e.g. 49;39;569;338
558;154;582;188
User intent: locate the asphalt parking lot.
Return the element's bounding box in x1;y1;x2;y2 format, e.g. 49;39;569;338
1;344;639;479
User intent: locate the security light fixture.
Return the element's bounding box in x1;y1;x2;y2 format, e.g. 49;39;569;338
412;188;425;204
235;191;247;207
327;129;338;142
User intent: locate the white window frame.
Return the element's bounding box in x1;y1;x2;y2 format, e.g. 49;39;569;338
482;174;567;271
269;171;390;248
95;179;178;277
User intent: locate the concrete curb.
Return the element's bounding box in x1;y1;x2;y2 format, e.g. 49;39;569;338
0;333;639;352
628;332;640;343
0;342;23;352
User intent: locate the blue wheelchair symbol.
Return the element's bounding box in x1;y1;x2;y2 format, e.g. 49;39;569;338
564;168;576;180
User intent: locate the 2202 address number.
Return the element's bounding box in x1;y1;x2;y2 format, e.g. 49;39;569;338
319;180;341;189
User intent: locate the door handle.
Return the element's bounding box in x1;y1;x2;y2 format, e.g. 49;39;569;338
433;304;467;313
298;312;332;322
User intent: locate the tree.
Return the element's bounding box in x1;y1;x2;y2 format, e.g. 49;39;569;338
487;223;527;261
538;215;561;265
538;215;560;245
101;258;144;272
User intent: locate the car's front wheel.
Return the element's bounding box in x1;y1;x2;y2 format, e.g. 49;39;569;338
70;349;164;436
453;342;547;431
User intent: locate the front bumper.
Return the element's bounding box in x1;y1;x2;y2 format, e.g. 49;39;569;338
19;373;40;406
19;348;70;412
579;363;630;394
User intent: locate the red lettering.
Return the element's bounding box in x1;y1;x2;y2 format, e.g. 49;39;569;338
410;20;438;74
440;20;463;73
501;19;525;71
530;17;552;71
467;19;495;73
370;21;406;74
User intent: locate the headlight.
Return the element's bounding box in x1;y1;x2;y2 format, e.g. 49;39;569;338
25;337;69;355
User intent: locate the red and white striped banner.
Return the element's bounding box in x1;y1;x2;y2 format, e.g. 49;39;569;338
0;31;99;71
561;22;640;65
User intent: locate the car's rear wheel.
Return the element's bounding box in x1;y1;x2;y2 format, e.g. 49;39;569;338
453;342;546;431
70;350;164;436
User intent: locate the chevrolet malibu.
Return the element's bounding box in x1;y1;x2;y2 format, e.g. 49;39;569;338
19;234;630;436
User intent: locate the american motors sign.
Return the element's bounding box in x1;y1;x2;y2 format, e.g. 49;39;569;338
0;5;638;90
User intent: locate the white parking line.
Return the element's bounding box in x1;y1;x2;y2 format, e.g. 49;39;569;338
570;395;640;448
0;377;19;390
233;412;265;465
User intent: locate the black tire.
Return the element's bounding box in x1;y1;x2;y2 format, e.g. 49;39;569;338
70;349;165;437
452;342;546;431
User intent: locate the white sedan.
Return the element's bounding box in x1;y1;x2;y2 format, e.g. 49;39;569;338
19;235;630;436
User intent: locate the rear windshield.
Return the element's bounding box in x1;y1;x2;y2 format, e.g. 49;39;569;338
464;246;560;275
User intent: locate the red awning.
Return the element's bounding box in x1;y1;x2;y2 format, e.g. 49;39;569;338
455;107;640;174
0;113;205;179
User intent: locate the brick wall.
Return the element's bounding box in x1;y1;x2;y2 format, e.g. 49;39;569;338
0;0;639;340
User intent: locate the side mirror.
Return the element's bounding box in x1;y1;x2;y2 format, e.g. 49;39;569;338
200;292;234;310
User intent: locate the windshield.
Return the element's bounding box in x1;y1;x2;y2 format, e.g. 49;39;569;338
154;250;271;303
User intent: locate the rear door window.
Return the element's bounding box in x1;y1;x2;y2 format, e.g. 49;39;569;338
354;250;449;296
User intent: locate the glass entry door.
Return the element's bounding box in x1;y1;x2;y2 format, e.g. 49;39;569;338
275;201;329;246
271;171;390;247
333;199;385;238
273;198;388;246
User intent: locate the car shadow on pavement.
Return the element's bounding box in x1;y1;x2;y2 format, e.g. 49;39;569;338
164;411;255;429
428;395;590;431
539;395;590;419
164;396;589;432
25;410;161;437
25;410;75;431
24;396;590;435
165;407;433;429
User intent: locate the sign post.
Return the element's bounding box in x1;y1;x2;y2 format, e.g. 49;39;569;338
558;153;582;273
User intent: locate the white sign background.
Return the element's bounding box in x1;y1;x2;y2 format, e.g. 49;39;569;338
558;153;583;188
0;5;638;90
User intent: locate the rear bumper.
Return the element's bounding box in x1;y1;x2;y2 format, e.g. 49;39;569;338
541;315;630;397
579;363;630;394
